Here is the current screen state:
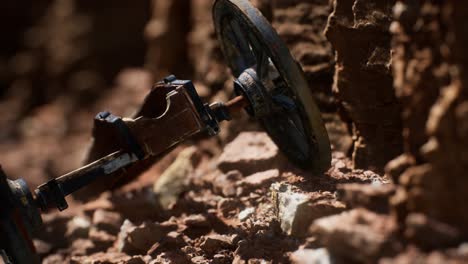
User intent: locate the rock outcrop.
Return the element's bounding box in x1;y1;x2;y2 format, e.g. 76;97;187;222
325;0;403;172
390;0;468;239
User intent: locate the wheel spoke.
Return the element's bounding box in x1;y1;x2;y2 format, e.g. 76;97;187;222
255;51;269;80
272;94;297;111
246;31;269;80
229;19;256;73
261;112;309;161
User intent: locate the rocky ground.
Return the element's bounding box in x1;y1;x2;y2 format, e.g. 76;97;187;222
34;130;396;264
33;128;468;264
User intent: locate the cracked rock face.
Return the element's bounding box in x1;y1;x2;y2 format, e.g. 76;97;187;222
309;208;402;262
337;183;395;213
117;220;175;255
92;209;123;235
273;0;336;110
390;0;468;239
325;0;403;172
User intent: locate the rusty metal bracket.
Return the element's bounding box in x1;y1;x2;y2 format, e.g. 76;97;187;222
95;111;145;160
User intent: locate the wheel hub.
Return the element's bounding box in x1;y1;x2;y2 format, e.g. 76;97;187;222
234;68;272;117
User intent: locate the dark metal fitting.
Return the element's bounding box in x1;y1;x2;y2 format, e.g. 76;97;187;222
163;75;177;84
95;111;145;160
35;179;68;211
8;178;42;229
202;103;221;136
234;68;271;118
96;111;111;119
209;102;232;122
164;78;221;136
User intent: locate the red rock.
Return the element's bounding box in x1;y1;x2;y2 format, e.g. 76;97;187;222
92;209;123;235
191;256;209;264
42;254;68;264
183;214;210;228
147;231;186;257
309;208;402;262
217;132;284;175
217;198;241;217
337;183;396;213
35;214;72;246
150;251;191;264
237;169;280;190
110;189;165;222
181;214;213;239
33;239;53;257
117;220;174;255
213;170;242;197
380;246;468;264
180;245;199;259
384;154;416;183
66;216;91;240
325;0;403;172
70;252;145;264
82;193;114;215
200;234;234;254
213;253;232;264
290;248;332;264
405;213;461;250
69;239;98;256
391;0;468;238
89;228;116;250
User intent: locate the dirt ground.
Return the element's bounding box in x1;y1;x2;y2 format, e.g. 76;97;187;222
1;0;467;263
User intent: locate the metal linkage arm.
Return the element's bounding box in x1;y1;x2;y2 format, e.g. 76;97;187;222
35;151;137;211
34;78;214;211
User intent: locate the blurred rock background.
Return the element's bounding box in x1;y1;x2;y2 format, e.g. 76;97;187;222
0;0;152;188
0;0;345;189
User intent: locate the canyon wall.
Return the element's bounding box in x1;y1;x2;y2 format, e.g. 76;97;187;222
325;0;403;172
390;0;468;238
